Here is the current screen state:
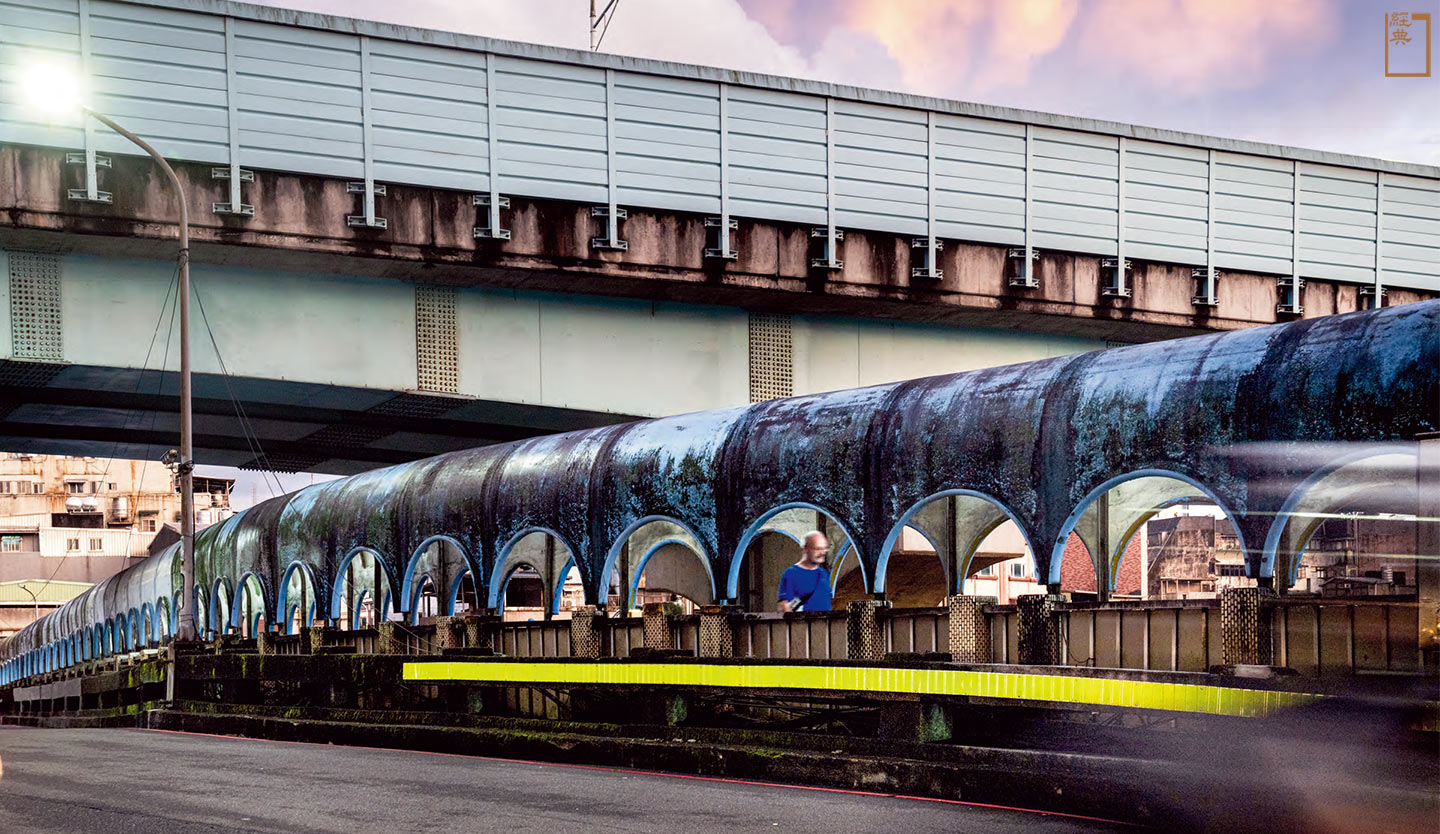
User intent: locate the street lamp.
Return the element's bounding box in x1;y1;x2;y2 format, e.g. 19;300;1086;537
21;63;198;643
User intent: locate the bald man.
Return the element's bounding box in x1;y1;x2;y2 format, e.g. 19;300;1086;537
777;531;832;613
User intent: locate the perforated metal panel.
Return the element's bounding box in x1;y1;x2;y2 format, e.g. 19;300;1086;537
698;606;735;658
8;251;63;362
642;604;675;650
415;285;458;394
747;313;792;403
845;599;888;660
569;606;605;659
946;594;993;663
1221;586;1275;666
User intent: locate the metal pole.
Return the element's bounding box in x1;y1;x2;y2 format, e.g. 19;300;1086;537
84;107;195;642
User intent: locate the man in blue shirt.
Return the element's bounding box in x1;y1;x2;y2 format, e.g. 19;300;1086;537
777;531;832;612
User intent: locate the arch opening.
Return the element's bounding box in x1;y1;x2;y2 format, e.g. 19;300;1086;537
600;518;715;615
729;505;858;612
490;529;576;621
232;574;269;638
277;563;320;635
401;537;471;619
332;549;396;629
1052;471;1247;602
875;491;1040;607
1272;451;1424;597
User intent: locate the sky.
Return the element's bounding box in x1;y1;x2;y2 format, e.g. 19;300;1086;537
197;0;1436;509
236;0;1440;165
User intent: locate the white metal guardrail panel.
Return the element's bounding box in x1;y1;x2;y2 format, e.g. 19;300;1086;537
1213;152;1297;277
726;85;826;226
232;17;363;179
87;1;228;163
613;71;719;216
932;114;1026;246
1122;140;1209;266
833;98;928;237
0;0;1437;294
1381;173;1440;289
0;0;84;149
367;38;489;192
1297;162;1378;284
1030;126;1119;257
494;56;607;204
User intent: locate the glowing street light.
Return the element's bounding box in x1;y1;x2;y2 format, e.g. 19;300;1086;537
20;61;199;644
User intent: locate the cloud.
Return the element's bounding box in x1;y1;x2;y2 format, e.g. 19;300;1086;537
1075;0;1336;97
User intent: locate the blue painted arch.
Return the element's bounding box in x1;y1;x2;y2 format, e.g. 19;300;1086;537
725;502;865;602
1046;468;1249;587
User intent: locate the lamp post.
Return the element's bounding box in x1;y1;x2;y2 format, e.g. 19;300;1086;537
23;68;197;642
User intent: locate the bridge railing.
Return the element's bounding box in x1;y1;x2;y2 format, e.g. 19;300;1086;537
1;596;1428;690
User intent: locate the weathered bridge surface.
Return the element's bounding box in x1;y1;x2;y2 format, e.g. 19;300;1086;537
3;0;1438;344
2;300;1435;685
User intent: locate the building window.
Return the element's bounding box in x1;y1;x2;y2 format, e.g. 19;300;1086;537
89;537;103;552
107;482;117;491
66;537;80;552
140;519;157;532
1;536;20;552
1009;561;1027;578
66;482;84;494
31;482;43;494
0;481;11;494
978;565;996;577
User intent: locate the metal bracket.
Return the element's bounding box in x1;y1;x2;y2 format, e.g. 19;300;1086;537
809;228;844;270
704;217;737;260
65;152;112;203
66;152;110;169
1359;285;1386;310
590;206;628;251
472;193;512;240
909;237;943;280
1191;267;1220;307
345;181;388;229
211;167;253;182
210;167;255;216
1006;247;1040;288
1100;258;1132;298
1276;276;1305;315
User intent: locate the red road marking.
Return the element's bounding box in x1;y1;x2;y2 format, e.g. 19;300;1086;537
133;727;1134;827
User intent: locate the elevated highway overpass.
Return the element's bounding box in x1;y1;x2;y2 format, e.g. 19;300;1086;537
1;0;1437;473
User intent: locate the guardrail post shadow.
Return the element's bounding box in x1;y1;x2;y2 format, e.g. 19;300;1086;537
947;594;995;663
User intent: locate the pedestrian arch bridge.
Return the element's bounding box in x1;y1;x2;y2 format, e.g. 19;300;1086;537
2;300;1435;683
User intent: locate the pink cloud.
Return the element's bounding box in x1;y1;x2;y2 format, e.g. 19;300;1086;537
1076;0;1336;96
743;0;1336;98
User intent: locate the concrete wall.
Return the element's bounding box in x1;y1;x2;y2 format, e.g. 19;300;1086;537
39;253;1103;419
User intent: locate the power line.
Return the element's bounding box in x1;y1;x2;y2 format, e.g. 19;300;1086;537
590;0;621;50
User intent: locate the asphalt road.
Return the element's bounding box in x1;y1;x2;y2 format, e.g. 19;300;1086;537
0;726;1126;833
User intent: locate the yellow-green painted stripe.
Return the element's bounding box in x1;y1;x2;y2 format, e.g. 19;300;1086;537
402;662;1321;718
